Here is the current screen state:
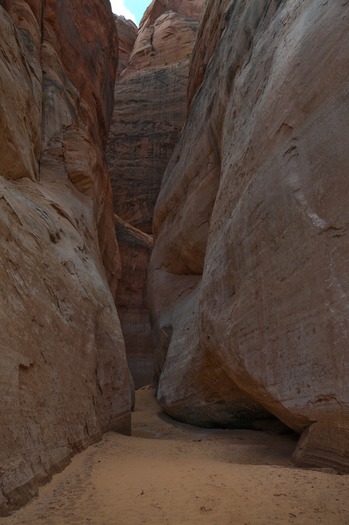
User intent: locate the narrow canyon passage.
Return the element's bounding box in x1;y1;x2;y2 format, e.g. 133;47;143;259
1;0;349;516
3;389;349;525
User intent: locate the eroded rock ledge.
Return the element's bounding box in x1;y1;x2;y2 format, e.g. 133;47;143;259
149;0;349;472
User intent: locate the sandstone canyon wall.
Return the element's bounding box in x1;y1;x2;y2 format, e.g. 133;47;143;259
107;0;203;387
0;0;131;515
115;15;137;78
149;0;349;472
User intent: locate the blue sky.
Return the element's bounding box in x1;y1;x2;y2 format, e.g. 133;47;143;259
110;0;150;26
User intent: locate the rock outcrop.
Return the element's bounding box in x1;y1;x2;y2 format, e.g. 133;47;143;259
115;16;137;78
106;0;204;387
0;0;131;515
149;0;349;471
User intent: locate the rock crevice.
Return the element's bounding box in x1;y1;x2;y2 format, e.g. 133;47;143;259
107;0;204;388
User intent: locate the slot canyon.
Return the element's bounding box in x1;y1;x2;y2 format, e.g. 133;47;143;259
0;0;349;523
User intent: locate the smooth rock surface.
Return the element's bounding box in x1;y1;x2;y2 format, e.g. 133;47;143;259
149;0;349;471
106;0;204;387
0;0;131;515
187;0;230;108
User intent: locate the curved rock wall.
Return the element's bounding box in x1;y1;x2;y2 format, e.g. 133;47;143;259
149;0;349;471
0;0;131;515
106;0;204;388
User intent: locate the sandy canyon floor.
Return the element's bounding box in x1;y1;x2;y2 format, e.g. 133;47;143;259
3;387;349;525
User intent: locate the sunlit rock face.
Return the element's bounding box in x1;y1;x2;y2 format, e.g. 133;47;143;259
115;15;137;78
106;0;204;388
149;0;349;472
0;0;132;514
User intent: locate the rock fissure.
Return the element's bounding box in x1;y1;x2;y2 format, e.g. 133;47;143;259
107;0;204;388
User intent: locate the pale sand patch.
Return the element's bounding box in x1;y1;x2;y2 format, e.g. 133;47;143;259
3;387;349;525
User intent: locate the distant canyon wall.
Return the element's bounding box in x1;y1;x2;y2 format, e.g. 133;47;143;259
149;0;349;472
0;0;131;515
107;0;204;387
115;16;138;78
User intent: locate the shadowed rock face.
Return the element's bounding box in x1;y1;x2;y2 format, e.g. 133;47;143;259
149;0;349;471
0;0;132;515
106;0;204;388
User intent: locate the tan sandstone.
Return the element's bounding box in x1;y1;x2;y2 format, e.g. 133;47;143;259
149;0;349;471
106;0;204;387
0;0;131;515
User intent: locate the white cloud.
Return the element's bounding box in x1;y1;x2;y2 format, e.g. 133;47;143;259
109;0;136;23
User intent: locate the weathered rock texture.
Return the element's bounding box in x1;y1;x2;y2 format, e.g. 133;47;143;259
149;0;349;472
0;0;131;515
115;16;137;78
106;0;204;387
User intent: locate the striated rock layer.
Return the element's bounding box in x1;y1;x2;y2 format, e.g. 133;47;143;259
149;0;349;471
106;0;204;387
0;0;132;515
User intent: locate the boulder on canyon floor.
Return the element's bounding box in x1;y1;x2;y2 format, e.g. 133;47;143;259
0;0;131;515
149;0;349;471
106;0;204;388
